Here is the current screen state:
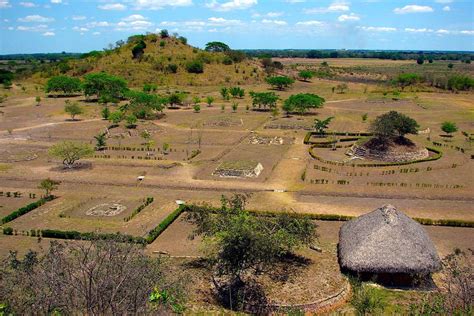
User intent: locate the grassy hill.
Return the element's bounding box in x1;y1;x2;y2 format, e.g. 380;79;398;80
50;34;265;88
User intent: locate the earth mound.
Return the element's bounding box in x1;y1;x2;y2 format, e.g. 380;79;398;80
351;137;429;163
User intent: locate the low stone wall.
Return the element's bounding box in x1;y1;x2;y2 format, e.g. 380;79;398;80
351;145;429;163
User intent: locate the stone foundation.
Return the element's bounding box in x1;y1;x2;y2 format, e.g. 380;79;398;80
350;145;429;162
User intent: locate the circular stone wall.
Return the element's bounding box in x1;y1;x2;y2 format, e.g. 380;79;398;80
351;144;429;163
86;203;127;216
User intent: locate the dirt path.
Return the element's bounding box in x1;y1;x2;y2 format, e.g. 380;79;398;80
0;118;103;135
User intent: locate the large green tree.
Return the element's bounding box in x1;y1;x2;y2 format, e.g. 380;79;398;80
184;194;317;311
249;91;278;110
205;41;230;52
48;141;94;169
369;111;419;140
45;75;82;96
283;93;325;115
265;76;295;90
82;72;128;100
125;90;165;119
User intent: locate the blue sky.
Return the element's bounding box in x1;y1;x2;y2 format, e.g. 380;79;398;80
0;0;473;54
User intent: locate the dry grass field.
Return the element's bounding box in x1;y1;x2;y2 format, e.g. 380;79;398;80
0;56;472;313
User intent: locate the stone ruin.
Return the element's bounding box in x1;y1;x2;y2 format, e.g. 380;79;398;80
347;144;429;163
86;202;127;216
213;160;264;178
248;133;284;145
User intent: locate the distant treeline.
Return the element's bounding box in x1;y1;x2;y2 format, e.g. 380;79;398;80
242;49;474;61
0;52;82;61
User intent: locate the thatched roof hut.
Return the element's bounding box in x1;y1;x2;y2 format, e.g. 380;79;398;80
338;205;441;277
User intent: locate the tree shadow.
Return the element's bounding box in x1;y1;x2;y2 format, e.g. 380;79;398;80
268;252;312;283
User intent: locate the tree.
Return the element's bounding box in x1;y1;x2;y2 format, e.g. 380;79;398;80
126;114;138;128
82;72;128;100
184;194;317;311
186;60;204;74
396;73;422;89
220;87;229;100
167;93;183;108
336;83;348;93
205;41;230;52
0;238;186;314
193;104;201;113
38;178;60;197
108;111;123;126
231;102;238;113
206;96;215;107
369;111;419;141
192;96;200;106
441;121;458;135
94;132;107;150
298;70;314;82
160;29;169;38
448;63;454;69
35;96;41;106
283;93;325;115
132;40;146;59
45;75;82;96
266;76;295;90
126;90;165;119
314;116;334;134
64;101;84;120
249;91;279;110
417;56;424;65
48;141;94;168
229;87;244;98
101;107;110;120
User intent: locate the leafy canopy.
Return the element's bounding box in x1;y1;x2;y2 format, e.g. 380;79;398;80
249;91;279;110
441;121;458;134
82;72;128;100
45;75;82;95
283;93;325;115
48;141;94;168
205;41;230;52
369;111;419;140
265;76;295;90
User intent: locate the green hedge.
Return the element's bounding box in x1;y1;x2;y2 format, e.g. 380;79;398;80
40;229;146;244
146;205;186;243
124;197;154;222
1;195;55;224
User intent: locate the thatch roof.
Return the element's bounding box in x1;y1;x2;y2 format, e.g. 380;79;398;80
338;205;441;274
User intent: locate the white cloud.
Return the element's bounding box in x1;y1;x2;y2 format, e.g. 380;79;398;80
122;14;147;22
442;6;450;11
286;0;305;2
435;0;452;3
0;0;11;8
98;3;126;10
405;28;433;33
73;26;89;32
17;24;49;31
72;15;87;21
208;17;242;25
261;19;287;25
43;31;55;36
460;30;474;35
20;2;37;7
358;26;397;32
85;21;110;28
305;1;350;14
436;29;450;34
50;0;61;3
131;0;193;10
93;31;100;35
295;20;323;26
18;15;54;22
394;5;433;14
206;0;257;12
338;13;360;22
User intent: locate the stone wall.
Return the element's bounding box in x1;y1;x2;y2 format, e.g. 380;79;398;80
351;145;429;163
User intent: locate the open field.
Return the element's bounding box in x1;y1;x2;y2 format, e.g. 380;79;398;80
0;55;473;313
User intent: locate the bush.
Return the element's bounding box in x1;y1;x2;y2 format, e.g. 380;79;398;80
1;196;54;224
146;205;185;243
186;60;204;74
3;227;13;235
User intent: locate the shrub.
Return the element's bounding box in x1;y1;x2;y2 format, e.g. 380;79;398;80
186;60;204;74
146;205;185;243
1;196;55;224
3;227;13;235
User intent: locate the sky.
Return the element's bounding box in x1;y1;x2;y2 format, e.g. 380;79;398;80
0;0;473;54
